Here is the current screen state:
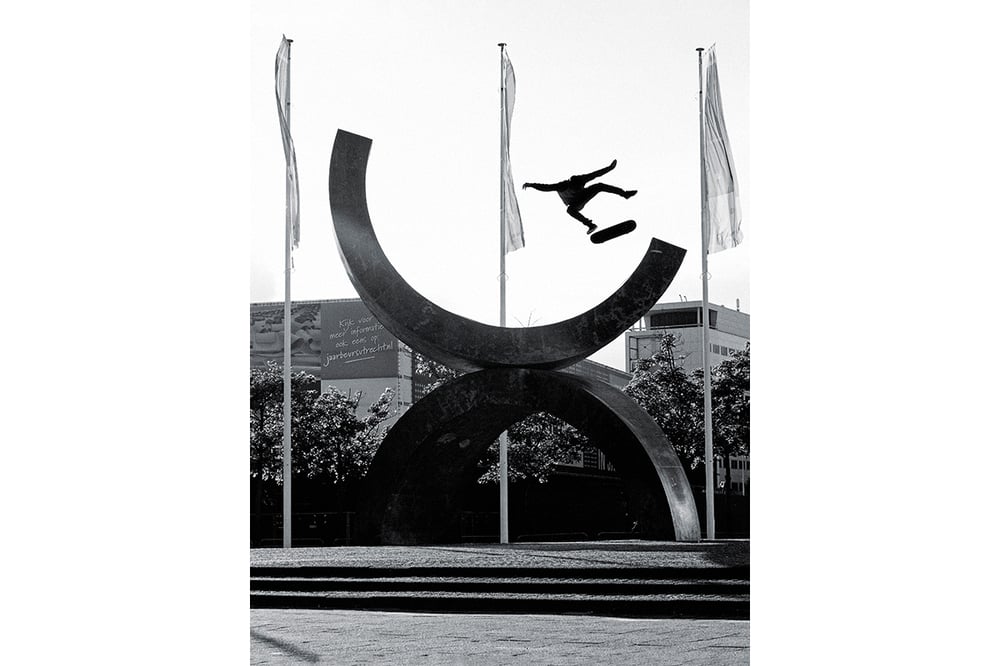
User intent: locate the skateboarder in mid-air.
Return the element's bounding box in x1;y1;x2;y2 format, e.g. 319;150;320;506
522;159;637;234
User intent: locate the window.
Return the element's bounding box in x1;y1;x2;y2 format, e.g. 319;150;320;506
712;344;720;354
650;309;698;328
648;307;717;329
721;347;729;357
638;337;659;358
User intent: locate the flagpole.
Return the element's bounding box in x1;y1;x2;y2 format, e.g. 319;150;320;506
282;37;294;550
497;42;510;545
697;46;716;540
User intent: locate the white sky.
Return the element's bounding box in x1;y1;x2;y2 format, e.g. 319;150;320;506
251;0;749;370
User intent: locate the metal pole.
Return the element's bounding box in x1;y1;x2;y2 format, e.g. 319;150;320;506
498;42;509;545
697;47;715;540
282;38;293;549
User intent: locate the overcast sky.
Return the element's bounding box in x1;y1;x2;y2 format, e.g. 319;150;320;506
251;0;749;370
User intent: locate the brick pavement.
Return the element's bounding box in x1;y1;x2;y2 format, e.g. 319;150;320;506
250;608;749;664
250;540;749;571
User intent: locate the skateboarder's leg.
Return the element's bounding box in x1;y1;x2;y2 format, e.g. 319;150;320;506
567;207;597;234
588;183;637;199
573;160;617;183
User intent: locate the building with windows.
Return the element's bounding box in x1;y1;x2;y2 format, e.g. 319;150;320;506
626;300;750;496
626;300;749;374
716;455;749;496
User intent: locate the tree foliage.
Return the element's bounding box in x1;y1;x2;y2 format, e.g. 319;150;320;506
412;351;461;394
624;334;706;470
249;361;394;484
477;413;589;484
706;343;750;491
710;343;750;460
296;386;395;483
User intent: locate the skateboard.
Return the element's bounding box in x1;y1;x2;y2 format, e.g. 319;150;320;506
590;220;636;244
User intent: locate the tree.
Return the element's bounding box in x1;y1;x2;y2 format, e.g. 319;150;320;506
708;342;750;493
477;413;588;484
250;361;322;483
624;334;705;470
296;386;394;484
412;351;460;394
250;361;394;485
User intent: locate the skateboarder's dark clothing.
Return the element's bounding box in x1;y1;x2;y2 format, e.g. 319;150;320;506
523;160;637;233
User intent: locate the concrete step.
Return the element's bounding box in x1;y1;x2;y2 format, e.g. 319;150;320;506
251;575;749;596
250;565;749;580
249;589;750;619
249;545;750;619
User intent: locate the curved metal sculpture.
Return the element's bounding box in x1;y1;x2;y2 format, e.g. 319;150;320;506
329;130;686;373
358;368;701;544
328;128;701;544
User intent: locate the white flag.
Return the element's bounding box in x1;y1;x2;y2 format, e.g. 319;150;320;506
702;46;742;253
275;36;300;250
501;50;524;252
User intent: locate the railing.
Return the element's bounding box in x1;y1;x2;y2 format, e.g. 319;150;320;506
251;511;355;547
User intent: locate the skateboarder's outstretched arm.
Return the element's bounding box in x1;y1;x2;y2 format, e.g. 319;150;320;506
522;181;563;191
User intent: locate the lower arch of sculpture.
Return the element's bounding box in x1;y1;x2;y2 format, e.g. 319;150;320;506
358;368;701;544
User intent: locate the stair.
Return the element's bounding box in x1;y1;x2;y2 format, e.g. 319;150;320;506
250;564;749;619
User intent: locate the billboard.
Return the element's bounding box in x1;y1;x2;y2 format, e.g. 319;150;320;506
251;300;397;380
320;300;398;379
250;302;322;370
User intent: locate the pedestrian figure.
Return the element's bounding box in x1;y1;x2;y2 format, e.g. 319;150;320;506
523;159;637;234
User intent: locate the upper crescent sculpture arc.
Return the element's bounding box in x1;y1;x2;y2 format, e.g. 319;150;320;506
329;130;687;373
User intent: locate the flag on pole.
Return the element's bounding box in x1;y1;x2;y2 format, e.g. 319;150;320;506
275;35;300;250
501;50;524;252
702;46;742;253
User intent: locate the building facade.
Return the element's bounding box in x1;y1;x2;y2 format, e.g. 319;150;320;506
626;300;749;374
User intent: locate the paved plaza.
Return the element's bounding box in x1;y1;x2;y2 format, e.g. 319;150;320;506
251;608;749;664
250;540;749;570
251;541;749;663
